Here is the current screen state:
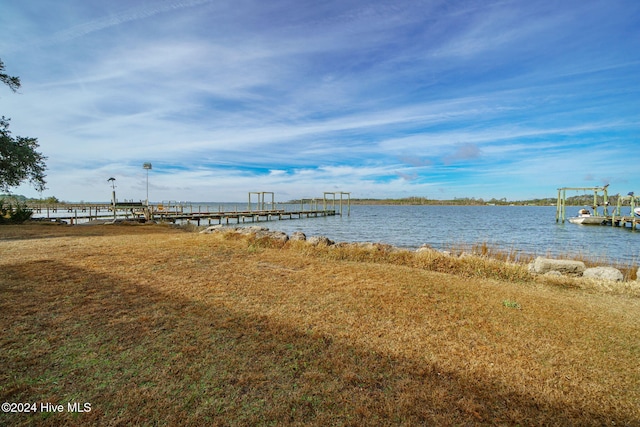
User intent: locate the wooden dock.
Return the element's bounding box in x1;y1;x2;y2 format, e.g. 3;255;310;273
28;203;338;225
153;209;337;226
569;215;640;229
29;192;349;225
608;215;640;229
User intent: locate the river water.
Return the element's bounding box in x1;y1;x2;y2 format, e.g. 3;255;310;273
34;204;639;264
248;204;639;264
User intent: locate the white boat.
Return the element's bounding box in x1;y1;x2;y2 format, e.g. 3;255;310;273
568;216;608;225
568;208;607;225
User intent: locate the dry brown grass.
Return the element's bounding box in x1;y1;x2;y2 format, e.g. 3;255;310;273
1;223;639;426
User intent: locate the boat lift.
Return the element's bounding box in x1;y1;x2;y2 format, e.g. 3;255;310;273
556;186;610;223
556;185;639;229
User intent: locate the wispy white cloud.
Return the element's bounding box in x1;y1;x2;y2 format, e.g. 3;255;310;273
3;0;640;201
31;0;216;47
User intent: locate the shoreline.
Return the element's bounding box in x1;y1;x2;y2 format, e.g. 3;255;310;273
198;224;640;286
12;219;640;283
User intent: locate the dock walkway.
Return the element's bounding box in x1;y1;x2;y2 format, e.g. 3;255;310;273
154;209;337;226
28;203;337;225
29;192;350;225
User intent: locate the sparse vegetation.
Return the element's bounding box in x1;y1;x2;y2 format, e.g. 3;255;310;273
0;197;33;224
1;224;639;426
502;299;522;310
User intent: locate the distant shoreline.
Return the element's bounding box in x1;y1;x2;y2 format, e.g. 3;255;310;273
3;193;610;207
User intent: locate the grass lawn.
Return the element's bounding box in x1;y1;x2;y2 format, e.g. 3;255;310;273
1;223;639;426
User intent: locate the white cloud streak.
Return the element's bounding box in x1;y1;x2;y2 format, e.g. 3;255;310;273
3;0;640;201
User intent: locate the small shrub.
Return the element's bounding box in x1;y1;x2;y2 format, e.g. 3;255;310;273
0;198;33;224
502;300;521;309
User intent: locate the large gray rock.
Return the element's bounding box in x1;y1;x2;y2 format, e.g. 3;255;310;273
528;257;586;276
290;231;307;241
200;226;288;242
200;225;224;233
238;226;269;234
307;236;334;246
243;227;288;242
261;230;289;242
583;266;624;282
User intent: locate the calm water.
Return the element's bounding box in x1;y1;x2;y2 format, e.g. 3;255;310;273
35;204;639;263
248;205;639;264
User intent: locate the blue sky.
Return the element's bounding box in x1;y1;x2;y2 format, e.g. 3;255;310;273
1;0;639;202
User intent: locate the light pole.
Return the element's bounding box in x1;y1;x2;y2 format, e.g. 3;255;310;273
143;163;152;206
108;177;116;205
108;177;117;220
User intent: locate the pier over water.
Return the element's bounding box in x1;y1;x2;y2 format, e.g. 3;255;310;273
28;192;351;225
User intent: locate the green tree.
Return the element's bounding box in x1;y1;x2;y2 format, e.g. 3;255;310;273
0;117;47;192
0;59;21;93
0;58;47;192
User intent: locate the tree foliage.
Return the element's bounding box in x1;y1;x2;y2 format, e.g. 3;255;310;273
0;58;47;193
0;117;47;192
0;59;21;93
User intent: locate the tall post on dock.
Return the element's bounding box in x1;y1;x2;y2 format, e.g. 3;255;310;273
248;192;259;213
263;192;274;211
248;192;275;213
143;162;152;206
338;192;351;216
323;192;349;216
108;177;117;221
323;192;336;213
556;188;567;223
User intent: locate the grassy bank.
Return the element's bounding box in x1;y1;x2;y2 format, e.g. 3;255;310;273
1;223;639;426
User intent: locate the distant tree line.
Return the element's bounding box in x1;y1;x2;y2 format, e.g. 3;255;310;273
290;195;629;206
344;197;554;206
0;194;60;204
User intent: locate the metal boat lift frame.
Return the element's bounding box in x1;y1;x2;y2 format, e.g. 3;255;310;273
556;186;610;223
